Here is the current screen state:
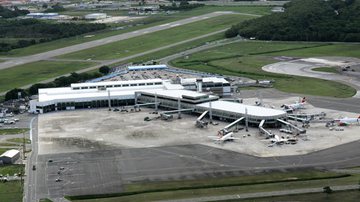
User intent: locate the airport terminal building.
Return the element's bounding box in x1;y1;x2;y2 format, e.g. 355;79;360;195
30;78;286;124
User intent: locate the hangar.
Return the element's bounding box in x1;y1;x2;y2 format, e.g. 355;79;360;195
0;149;20;164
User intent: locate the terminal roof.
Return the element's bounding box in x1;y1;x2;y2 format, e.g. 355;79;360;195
197;101;286;118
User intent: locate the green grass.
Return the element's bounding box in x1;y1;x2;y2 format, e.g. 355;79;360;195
0;164;24;176
58;14;255;60
0;60;96;93
0;181;23;202
313;66;338;73
1;6;270;57
125;170;346;193
266;43;360;58
0;142;19;146
39;199;53;202
0;128;29;135
112;32;225;66
171;41;358;98
69;170;360;202
6;138;31;144
0;148;15;154
228;190;360;202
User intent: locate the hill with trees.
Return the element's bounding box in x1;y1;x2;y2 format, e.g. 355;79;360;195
225;0;360;42
0;6;29;18
0;19;106;52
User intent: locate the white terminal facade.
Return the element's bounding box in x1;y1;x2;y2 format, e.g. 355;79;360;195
30;77;286;125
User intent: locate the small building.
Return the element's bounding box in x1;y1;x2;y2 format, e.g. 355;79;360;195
84;13;107;20
128;65;168;71
26;12;59;19
0;149;20;164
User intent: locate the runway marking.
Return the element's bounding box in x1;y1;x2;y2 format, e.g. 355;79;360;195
170;24;180;27
160;23;170;27
132;31;139;34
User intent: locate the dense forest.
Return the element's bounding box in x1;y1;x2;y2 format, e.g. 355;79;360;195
0;6;29;18
160;1;204;10
0;19;106;52
226;0;360;42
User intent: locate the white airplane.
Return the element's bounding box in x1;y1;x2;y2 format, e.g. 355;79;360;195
267;135;297;147
334;116;360;126
208;132;240;143
270;135;286;145
281;97;306;112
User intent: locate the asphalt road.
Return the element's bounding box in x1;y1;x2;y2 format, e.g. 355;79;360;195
31;140;360;200
0;12;239;70
262;59;360;98
24;116;38;202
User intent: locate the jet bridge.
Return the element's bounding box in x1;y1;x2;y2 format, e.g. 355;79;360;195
196;110;209;128
288;115;309;123
288;112;326;121
277;119;306;134
160;108;195;120
218;117;245;136
258;120;274;138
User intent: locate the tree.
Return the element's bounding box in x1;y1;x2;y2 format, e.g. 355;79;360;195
226;0;360;42
5;88;27;101
99;66;110;75
323;186;333;194
42;3;48;9
29;83;55;95
225;26;239;38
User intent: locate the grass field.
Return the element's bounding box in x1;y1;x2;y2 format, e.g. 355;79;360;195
230;190;360;202
0;164;24;176
0;142;19;147
0;148;17;154
0;26;224;93
313;66;339;73
58;14;255;60
6;138;31;144
0;165;24;202
111;32;225;66
0;181;23;202
0;60;96;93
171;41;358;98
1;6;270;57
0;128;29;135
69;170;360;202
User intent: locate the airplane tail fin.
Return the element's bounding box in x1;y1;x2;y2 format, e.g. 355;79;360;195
301;97;306;103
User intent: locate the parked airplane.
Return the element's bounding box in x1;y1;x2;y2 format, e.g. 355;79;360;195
334;116;360;126
268;135;297;147
208;132;240;143
281;97;306;112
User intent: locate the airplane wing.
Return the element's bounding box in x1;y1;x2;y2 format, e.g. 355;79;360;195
226;137;241;140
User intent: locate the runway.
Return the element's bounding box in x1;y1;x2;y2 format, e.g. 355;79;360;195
0;12;237;70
